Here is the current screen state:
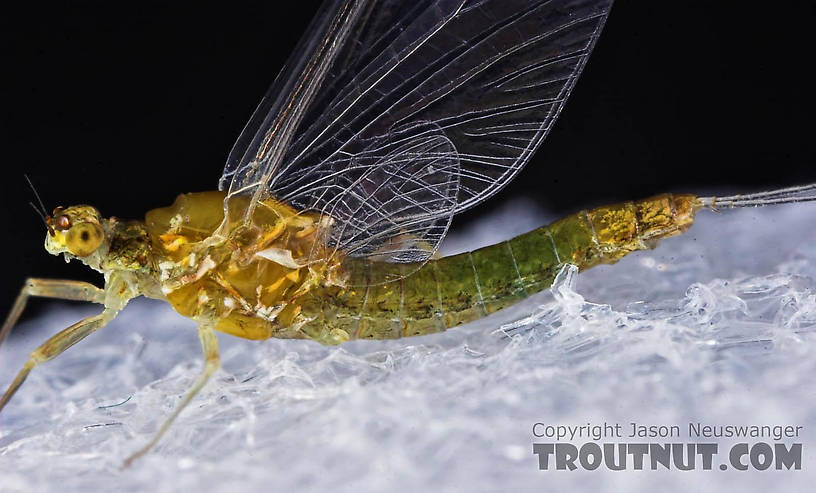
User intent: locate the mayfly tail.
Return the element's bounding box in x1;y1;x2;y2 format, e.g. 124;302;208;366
699;183;816;209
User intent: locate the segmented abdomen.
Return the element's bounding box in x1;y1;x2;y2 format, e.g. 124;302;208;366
300;194;700;343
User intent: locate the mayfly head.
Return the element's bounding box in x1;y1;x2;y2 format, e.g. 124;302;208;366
44;205;106;259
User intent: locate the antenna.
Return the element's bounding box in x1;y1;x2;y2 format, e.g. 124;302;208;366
28;201;55;236
24;174;49;217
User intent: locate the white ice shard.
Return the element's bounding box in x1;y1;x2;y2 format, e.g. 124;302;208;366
0;199;814;492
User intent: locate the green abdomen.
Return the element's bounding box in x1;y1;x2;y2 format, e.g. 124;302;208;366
300;193;700;343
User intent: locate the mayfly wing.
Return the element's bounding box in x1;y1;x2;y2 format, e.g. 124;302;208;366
220;0;468;263
219;0;372;218
220;0;614;273
220;0;465;199
266;0;615;211
313;121;460;267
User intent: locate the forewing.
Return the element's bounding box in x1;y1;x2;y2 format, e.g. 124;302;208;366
267;0;614;211
219;0;372;205
220;0;614;265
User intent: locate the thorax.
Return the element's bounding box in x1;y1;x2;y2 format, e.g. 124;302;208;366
144;191;344;338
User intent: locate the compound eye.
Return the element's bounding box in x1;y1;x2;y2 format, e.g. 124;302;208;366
65;222;104;257
55;215;72;231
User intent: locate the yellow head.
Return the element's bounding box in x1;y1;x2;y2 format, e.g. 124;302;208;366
44;205;106;259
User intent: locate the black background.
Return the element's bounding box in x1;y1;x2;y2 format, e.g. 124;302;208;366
1;2;814;322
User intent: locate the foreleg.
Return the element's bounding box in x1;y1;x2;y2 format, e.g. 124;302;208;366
0;278;105;348
0;305;118;413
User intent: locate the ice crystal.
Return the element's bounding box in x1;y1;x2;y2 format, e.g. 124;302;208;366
1;201;815;492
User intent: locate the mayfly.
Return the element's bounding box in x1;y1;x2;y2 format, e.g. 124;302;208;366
2;0;815;466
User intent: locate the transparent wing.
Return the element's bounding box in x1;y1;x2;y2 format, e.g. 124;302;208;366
315;121;460;264
220;0;614;264
219;0;372;209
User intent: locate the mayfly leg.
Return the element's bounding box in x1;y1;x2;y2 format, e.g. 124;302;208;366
0;304;121;413
0;275;131;415
0;278;106;349
123;323;220;468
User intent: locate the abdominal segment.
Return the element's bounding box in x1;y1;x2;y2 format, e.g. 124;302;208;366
300;194;702;343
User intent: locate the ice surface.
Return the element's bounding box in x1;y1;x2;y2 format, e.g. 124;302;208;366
1;200;815;492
